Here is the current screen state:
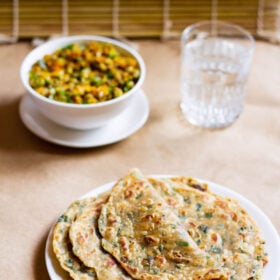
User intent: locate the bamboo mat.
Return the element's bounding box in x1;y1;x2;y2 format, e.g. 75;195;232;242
0;0;279;41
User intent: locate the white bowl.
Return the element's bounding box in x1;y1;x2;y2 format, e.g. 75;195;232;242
20;35;146;130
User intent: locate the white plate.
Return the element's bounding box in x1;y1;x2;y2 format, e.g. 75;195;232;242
45;177;280;280
19;90;149;148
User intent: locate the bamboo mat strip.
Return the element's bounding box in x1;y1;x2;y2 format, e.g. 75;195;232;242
0;0;279;41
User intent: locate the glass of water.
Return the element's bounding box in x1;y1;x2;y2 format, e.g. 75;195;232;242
180;21;254;128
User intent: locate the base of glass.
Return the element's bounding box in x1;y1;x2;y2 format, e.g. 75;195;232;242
180;102;243;129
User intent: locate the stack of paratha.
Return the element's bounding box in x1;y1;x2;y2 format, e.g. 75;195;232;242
52;169;268;280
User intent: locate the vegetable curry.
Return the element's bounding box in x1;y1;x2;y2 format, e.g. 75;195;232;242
29;41;140;104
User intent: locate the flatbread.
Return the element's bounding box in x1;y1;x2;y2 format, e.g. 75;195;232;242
52;198;97;280
149;176;268;279
98;169;208;280
52;169;268;280
69;194;131;280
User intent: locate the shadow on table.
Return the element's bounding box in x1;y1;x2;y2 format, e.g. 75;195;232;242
0;96;114;154
0;96;60;153
33;225;72;280
33;230;51;280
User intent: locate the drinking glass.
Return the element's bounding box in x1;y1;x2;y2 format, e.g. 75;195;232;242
180;21;254;128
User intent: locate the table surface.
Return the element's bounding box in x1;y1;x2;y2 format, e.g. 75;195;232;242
0;40;279;280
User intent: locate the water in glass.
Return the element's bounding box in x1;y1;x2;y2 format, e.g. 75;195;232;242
181;38;252;128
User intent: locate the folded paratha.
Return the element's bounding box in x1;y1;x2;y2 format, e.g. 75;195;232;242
69;194;132;280
98;169;208;280
52;198;97;280
149;176;268;279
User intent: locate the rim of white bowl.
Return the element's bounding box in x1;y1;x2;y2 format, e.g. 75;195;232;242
20;35;146;108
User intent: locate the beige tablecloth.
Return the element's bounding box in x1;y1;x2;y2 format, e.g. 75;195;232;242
0;40;279;279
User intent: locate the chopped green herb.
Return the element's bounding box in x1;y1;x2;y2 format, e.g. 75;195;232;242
238;226;247;233
58;214;68;222
128;259;135;265
196;203;202;211
205;212;213;218
210;246;222;254
238;247;246;254
176;240;189;247
151;268;159;275
198;224;208;234
147;204;153;209
65;259;73;269
136;193;143;199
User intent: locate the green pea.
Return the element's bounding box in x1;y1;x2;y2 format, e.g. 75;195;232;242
113;87;123;97
109;50;118;58
90;76;102;86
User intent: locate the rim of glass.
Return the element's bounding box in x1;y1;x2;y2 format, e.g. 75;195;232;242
181;20;255;51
